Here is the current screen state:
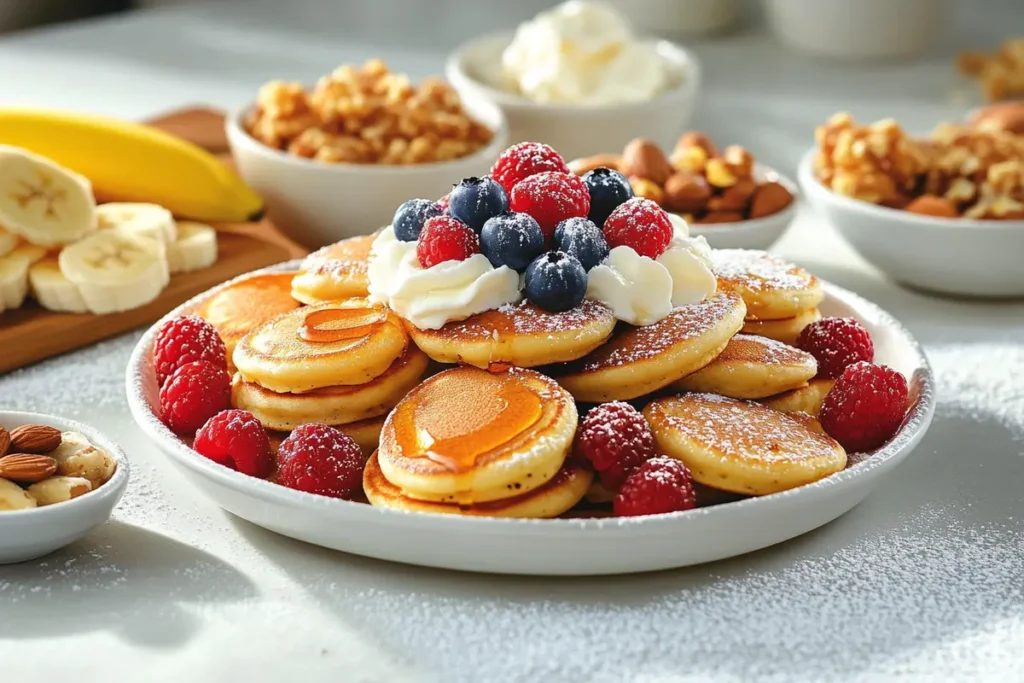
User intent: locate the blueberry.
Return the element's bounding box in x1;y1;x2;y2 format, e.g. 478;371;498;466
583;167;634;227
393;198;443;242
480;212;545;271
552;217;608;271
448;176;509;233
524;250;588;313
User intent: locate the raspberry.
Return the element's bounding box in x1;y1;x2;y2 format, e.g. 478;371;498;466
576;401;655;490
436;193;450;211
194;409;274;478
819;361;909;453
416;215;480;268
159;360;231;435
490;142;569;194
152;315;227;387
796;317;875;379
509;171;590;242
276;423;365;499
602;197;673;259
614;456;696;517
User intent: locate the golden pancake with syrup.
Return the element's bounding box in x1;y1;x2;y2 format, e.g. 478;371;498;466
375;366;578;506
233;299;408;393
406;299;616;370
232;344;429;431
290;233;376;304
194;272;301;362
554;291;747;403
643;393;847;496
713;249;824;321
363;452;592;518
672;334;817;399
760;378;836;417
267;415;386;461
741;308;821;345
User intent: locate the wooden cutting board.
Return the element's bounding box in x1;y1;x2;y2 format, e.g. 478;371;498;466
0;108;305;374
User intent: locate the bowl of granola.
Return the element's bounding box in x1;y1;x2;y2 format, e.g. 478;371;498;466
799;112;1024;298
227;60;508;248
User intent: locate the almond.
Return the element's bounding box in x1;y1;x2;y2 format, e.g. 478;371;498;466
620;138;673;186
749;182;795;218
722;145;755;179
9;425;62;454
698;211;745;224
663;172;711;213
628;176;665;204
568;153;622;176
0;454;58;483
712;177;758;213
905;194;959;218
674;131;719;158
0;426;9;458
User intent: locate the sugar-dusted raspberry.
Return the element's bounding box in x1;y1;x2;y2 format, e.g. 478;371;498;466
194;409;274;478
601;197;673;259
416;215;480;268
436;193;450;211
159;360;231;435
819;361;909;453
276;423;365;499
796;316;875;379
152;315;227;387
576;401;655;490
490;142;569;194
614;456;697;517
509;171;590;242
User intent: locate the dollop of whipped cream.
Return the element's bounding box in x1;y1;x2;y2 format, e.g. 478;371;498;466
500;0;669;106
585;214;717;325
366;227;520;330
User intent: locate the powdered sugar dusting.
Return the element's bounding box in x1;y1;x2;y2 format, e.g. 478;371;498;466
713;249;815;293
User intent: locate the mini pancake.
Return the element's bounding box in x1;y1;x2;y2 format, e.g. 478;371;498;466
232;344;429;431
741;308;821;345
376;366;577;504
364;452;592;518
672;334;818;399
290;233;376;304
713;249;824;321
644;393;846;496
760;378;836;417
195;272;301;361
554;291;747;403
233;299;408;393
406;300;616;369
268;415;386;460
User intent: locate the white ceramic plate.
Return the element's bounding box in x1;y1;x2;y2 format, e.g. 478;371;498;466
125;263;934;576
0;411;130;564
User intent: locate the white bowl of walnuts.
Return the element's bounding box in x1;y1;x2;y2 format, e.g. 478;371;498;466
0;411;129;564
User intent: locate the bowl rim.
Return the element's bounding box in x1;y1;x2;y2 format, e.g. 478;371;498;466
225;91;509;176
125;262;935;535
0;410;130;520
797;148;1024;231
444;31;702;113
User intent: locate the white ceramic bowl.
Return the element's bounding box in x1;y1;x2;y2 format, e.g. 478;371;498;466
607;0;740;35
445;33;701;161
0;412;130;564
688;162;798;250
226;97;508;249
798;149;1024;298
126;264;934;576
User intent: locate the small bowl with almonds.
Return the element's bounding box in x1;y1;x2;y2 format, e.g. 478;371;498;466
800;112;1024;298
0;411;129;564
227;59;508;249
570;133;798;250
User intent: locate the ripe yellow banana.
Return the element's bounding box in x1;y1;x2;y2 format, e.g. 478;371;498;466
0;108;264;223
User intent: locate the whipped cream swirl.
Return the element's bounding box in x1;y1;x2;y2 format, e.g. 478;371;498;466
366;227;520;330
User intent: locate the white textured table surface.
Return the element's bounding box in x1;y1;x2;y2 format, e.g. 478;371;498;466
1;2;1023;681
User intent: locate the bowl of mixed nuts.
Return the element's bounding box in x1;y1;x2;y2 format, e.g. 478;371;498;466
0;411;129;564
227;59;508;248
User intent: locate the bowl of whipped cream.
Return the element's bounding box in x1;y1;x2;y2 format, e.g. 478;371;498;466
445;0;701;162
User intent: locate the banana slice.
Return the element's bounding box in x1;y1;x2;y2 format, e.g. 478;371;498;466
167;221;218;274
0;145;96;247
0;227;18;258
58;230;169;314
96;202;177;247
0;243;46;313
29;256;88;313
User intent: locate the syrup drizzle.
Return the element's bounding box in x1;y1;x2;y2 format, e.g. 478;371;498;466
298;307;387;344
